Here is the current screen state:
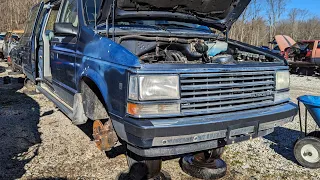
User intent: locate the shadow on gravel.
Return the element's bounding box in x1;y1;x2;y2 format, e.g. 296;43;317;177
0;77;41;179
264;127;301;163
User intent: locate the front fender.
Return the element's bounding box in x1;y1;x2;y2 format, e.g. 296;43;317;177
83;34;141;68
79;68;111;112
78;57;129;117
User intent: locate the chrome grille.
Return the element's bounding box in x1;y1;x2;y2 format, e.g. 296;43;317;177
180;71;276;114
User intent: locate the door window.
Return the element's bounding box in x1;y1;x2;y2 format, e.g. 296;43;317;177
46;9;59;31
83;0;101;24
35;8;49;39
60;0;78;27
22;4;41;43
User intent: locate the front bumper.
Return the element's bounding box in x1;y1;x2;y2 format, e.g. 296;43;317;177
111;102;297;157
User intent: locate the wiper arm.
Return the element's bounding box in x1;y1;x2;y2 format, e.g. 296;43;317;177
155;23;193;29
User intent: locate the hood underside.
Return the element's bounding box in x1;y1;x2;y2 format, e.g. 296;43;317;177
98;0;251;31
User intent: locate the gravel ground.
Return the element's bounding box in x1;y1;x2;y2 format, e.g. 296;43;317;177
1;61;320;180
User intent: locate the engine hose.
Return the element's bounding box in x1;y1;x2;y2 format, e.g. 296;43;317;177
171;53;180;62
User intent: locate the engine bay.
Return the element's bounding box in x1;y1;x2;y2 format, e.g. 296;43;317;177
117;35;281;64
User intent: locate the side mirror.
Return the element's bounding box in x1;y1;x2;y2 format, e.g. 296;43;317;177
54;23;78;36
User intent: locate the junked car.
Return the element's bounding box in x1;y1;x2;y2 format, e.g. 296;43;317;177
0;32;6;59
272;35;320;75
3;30;24;63
9;46;22;73
21;0;297;179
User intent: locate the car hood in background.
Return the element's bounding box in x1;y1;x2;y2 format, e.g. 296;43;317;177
98;0;251;31
273;35;297;51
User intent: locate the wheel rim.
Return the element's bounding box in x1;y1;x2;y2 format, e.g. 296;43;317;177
301;144;320;163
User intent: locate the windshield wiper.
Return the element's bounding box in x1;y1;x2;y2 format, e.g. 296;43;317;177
155;23;194;30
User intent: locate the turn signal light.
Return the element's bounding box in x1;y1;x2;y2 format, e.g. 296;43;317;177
127;103;180;117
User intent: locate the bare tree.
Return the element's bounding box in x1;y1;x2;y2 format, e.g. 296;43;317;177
0;0;41;32
266;0;288;43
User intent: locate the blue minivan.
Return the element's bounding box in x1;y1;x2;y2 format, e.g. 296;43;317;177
21;0;297;178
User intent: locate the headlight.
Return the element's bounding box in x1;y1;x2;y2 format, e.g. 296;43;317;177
129;75;180;100
276;71;290;90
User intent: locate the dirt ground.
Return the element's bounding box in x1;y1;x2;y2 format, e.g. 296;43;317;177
1;61;320;180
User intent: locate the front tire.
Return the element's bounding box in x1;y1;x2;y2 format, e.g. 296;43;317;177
125;151;162;179
294;136;320;169
181;154;227;179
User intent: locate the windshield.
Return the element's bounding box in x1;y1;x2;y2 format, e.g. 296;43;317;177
83;0;101;24
0;35;4;40
116;20;211;31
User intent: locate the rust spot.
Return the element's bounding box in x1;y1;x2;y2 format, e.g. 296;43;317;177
92;120;118;151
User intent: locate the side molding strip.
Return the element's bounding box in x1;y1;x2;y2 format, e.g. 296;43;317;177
37;85;74;121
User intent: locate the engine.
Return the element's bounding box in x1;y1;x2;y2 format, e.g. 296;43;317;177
117;35;280;64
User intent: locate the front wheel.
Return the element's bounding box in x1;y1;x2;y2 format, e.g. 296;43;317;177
294;136;320;169
125;151;162;179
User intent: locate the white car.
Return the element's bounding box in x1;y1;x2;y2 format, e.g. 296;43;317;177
0;32;6;57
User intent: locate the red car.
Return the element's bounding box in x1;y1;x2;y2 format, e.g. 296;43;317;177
273;35;320;75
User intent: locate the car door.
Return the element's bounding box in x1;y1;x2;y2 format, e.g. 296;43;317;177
22;2;44;82
36;4;52;81
50;0;78;106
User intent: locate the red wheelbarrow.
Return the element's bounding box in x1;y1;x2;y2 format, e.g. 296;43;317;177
294;95;320;168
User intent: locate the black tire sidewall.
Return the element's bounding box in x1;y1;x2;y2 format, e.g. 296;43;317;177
210;147;225;158
307;131;320;138
294;136;320;169
181;155;227;180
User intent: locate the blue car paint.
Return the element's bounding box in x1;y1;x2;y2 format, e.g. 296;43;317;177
74;10;139;114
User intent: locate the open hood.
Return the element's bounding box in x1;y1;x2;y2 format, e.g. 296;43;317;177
273;35;297;51
98;0;251;31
